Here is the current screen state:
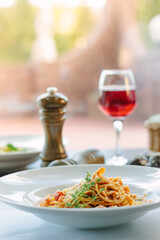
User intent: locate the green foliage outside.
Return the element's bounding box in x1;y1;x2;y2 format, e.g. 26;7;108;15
0;1;97;63
136;0;160;48
0;0;35;63
136;0;160;22
53;6;97;55
0;0;159;62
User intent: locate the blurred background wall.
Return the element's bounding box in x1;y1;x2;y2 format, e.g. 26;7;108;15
0;0;159;122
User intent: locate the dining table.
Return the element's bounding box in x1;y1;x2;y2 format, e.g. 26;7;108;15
0;136;160;240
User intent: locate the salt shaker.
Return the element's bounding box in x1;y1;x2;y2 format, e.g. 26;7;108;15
37;87;68;167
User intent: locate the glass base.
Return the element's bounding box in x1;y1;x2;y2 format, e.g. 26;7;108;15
106;156;128;166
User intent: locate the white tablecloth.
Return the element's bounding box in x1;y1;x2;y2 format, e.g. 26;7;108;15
0;202;160;240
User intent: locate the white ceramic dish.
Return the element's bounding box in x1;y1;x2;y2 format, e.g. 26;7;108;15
0;135;67;172
0;148;40;171
0;164;160;229
0;135;41;172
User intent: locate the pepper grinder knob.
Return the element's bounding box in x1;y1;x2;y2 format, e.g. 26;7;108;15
47;87;57;95
37;87;68;167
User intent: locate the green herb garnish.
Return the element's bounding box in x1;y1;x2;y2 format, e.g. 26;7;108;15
0;143;27;153
6;144;18;151
84;171;92;182
65;171;103;208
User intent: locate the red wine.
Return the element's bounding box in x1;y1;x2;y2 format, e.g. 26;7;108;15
99;85;136;118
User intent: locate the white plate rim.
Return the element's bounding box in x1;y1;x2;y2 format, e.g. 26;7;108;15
0;164;160;209
0;164;160;228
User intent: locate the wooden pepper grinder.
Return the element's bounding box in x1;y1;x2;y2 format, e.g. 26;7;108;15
37;87;68;167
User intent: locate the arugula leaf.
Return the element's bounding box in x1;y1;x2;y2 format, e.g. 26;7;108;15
6;143;18;151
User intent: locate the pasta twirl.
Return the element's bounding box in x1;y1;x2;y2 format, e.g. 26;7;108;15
37;167;148;208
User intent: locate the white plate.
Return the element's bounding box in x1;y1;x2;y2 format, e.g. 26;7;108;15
0;135;42;172
0;148;40;170
0;164;160;229
0;135;67;172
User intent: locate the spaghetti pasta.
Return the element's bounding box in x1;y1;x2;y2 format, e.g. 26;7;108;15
37;167;148;208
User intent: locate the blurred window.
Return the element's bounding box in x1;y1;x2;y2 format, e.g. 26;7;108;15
0;0;105;63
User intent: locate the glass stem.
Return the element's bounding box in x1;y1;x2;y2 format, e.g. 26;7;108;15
113;120;123;157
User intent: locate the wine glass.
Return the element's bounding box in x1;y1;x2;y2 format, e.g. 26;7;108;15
98;69;136;165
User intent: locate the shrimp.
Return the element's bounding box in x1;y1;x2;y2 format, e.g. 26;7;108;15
92;167;106;180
